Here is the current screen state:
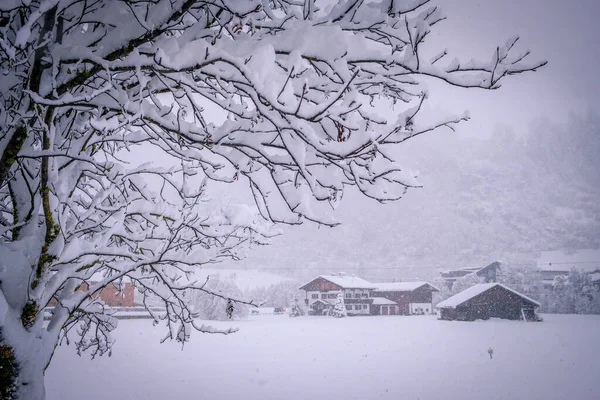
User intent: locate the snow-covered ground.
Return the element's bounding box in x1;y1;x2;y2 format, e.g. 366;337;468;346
46;314;600;400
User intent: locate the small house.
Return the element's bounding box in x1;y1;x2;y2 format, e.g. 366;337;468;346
371;282;439;315
299;274;376;316
440;261;501;289
436;283;541;321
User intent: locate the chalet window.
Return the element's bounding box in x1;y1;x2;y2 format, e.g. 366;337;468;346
321;294;328;299
362;293;368;298
328;294;337;299
345;305;351;311
345;293;352;298
311;294;318;299
354;293;361;298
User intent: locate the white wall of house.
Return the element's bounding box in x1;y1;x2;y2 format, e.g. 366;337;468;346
345;303;370;315
409;303;432;314
305;290;341;307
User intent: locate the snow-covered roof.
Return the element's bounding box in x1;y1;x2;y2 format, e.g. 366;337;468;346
588;272;600;282
436;283;541;309
372;297;397;306
374;281;439;292
537;249;600;273
301;275;377;290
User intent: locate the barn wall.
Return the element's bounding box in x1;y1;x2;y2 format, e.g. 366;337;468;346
440;308;459;320
374;286;436;315
410;286;435;303
372;291;411;315
373;292;409;313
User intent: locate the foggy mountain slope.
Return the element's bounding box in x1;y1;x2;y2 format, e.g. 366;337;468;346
220;113;600;280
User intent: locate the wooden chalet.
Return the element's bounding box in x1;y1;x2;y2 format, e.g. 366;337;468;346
436;283;541;322
299;275;376;316
371;282;439;315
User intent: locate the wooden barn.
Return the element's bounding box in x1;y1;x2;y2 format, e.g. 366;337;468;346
371;282;439;315
436;283;541;321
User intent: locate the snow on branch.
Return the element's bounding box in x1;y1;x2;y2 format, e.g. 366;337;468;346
0;1;546;388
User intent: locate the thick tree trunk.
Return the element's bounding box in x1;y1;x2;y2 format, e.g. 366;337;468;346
1;309;49;400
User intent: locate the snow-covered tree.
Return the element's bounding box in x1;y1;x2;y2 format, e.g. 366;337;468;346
187;274;249;321
245;280;300;308
450;273;487;295
432;277;450;304
289;295;305;317
544;269;600;314
331;293;347;318
541;271;598;314
0;1;545;398
497;263;543;301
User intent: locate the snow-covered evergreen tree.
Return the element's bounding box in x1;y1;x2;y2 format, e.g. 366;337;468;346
0;1;545;398
331;293;347;318
289;295;305;318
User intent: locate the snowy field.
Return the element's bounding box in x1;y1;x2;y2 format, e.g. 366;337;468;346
46;314;600;400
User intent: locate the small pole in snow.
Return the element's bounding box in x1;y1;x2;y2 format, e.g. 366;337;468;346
488;347;494;359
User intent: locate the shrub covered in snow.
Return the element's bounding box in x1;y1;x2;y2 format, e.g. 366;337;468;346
187;275;249;321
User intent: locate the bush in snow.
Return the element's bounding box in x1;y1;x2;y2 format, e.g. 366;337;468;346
331;293;347;318
187;275;249;321
0;0;545;398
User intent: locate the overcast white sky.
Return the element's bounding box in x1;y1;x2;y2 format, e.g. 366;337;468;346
421;0;600;138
